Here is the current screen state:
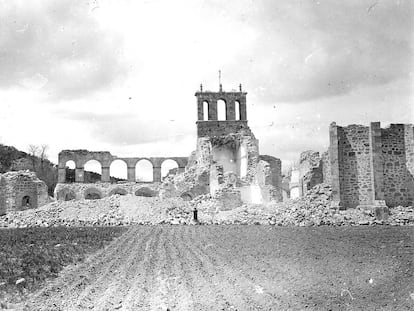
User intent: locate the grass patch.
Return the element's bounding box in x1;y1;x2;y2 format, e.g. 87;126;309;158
0;226;127;302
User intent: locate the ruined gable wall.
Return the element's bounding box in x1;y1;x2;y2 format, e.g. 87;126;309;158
299;151;323;194
241;135;260;183
337;125;373;208
257;155;282;202
382;124;414;207
321;151;331;185
195;138;213;168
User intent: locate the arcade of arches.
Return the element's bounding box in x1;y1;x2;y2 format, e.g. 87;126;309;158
58;150;188;184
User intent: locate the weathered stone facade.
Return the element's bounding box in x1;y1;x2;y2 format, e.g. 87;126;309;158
330;122;414;208
0;171;49;215
289;122;414;210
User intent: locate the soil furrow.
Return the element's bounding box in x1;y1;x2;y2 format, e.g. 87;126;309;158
89;226;155;310
120;226;163;310
194;226;280;310
182;225;251;310
23;226;138;310
211;228;290;306
147;226;173;311
161;226;194;310
64;226;146;310
19;225;414;311
171;225;221;310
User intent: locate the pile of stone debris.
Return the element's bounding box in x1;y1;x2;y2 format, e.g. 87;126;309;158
0;195;193;228
0;184;413;228
190;183;414;226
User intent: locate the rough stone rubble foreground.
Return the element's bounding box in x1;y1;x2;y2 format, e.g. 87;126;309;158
1;184;413;228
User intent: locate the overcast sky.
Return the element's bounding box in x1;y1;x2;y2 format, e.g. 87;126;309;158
0;0;413;172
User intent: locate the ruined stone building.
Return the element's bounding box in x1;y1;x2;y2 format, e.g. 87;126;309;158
55;150;188;200
54;85;282;205
174;84;282;204
0;171;49;215
290;122;414;209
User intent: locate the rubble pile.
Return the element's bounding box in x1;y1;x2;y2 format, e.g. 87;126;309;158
160;161;210;200
387;205;414;225
0;183;413;227
0;195;192;228
190;183;414;226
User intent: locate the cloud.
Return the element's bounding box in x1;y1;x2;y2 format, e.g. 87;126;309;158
59;111;194;145
219;0;413;103
0;0;126;100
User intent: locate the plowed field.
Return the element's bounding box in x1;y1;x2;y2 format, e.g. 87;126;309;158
24;226;414;310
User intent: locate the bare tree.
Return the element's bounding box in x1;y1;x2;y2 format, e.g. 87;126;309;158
39;144;48;172
28;144;39;170
28;144;39;157
40;144;48;161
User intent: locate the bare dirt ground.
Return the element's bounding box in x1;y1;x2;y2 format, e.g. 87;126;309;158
23;225;414;311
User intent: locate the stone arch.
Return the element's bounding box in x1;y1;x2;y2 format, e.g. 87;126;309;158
135;159;154;182
235;100;240;120
22;195;31;209
64;192;76;201
56;187;76;201
109;159;128;181
65;160;76;183
203;101;209;121
180;192;193;201
84;160;102;183
217;99;226;120
84;187;102;200
161;159;179;179
135;187;158;197
17;190;38;210
109;187;127;196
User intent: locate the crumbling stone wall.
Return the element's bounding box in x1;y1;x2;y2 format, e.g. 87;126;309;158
171;86;283;206
54;182;160;201
382;124;414;207
321;151;331;185
0;171;49;213
337;125;373;208
298;151;324;196
329;122;414;209
257;155;282;202
288;151;325;199
197;121;250;137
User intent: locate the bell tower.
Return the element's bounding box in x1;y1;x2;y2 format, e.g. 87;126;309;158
195;83;249;138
